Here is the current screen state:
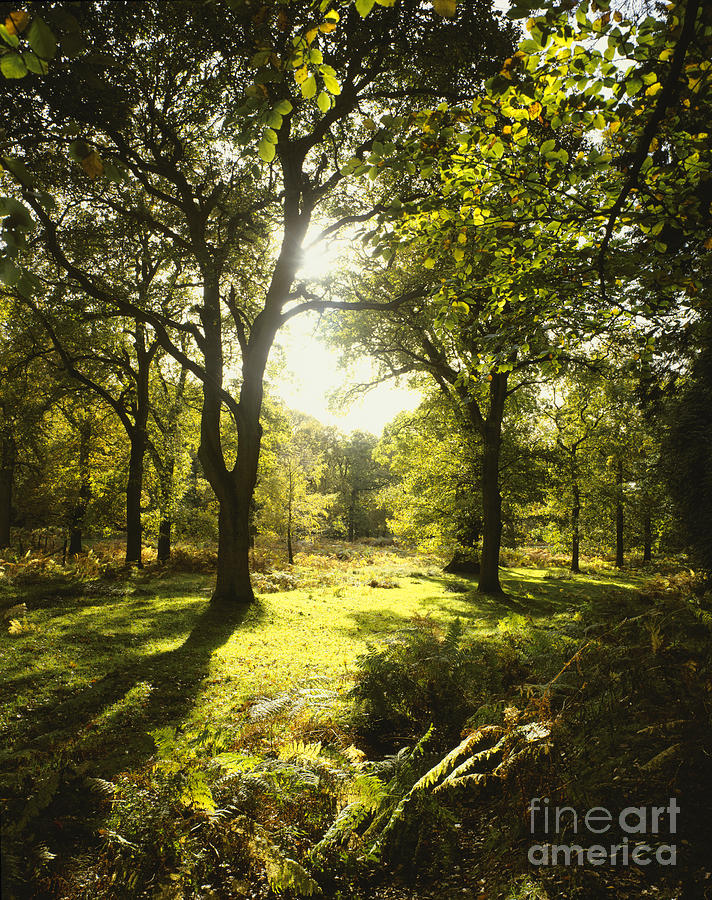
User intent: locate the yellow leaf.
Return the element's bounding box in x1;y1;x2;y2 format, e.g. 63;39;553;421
646;82;663;97
704;237;712;250
294;66;308;84
81;151;104;178
609;120;621;133
528;101;542;120
305;27;318;44
432;0;456;18
5;10;29;34
319;22;336;33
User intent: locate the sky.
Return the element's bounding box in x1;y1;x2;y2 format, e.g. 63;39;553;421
271;238;421;436
273;311;421;436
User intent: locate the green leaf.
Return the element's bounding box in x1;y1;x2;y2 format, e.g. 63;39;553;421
0;52;28;78
355;0;376;16
263;127;278;144
0;197;33;229
266;110;283;129
322;73;341;95
68;141;91;162
258;138;276;163
317;91;331;113
301;74;317;99
23;52;48;75
0;257;21;285
541;139;555;153
274;99;293;115
27;17;57;60
0;24;19;48
1;156;34;187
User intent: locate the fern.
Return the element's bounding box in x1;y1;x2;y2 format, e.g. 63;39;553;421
252;826;322;896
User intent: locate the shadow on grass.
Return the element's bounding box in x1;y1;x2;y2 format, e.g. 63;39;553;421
0;596;266;899
340;568;643;640
13;598;265;772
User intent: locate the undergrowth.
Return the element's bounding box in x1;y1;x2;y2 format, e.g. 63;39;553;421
2;546;711;898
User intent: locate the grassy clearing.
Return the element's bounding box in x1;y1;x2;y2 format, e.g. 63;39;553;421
0;545;644;763
3;542;702;899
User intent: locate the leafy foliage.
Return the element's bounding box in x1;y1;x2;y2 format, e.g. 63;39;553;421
349;618;522;749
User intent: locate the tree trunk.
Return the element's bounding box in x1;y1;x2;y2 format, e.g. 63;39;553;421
125;323;153;567
68;418;91;557
157;518;171;563
477;374;507;595
287;467;294;565
211;485;255;605
156;459;175;563
615;457;624;568
197;163;310;605
125;429;145;566
0;464;12;550
0;431;16;549
643;509;652;563
348;488;356;542
571;478;581;574
287;523;294;565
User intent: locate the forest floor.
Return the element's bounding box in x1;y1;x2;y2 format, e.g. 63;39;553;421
1;541;710;899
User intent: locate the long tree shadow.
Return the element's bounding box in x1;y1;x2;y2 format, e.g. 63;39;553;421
1;598;266;898
16;599;264;763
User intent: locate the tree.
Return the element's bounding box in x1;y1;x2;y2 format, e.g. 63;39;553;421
146;352;194;562
377;388;543;566
0;292;57;548
324;429;389;541
23;290;160;565
256;409;331;561
542;378;607;573
3;0;513;605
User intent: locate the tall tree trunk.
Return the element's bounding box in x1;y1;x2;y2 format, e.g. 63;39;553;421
197;163;310;605
571;459;581;574
156;459;175;563
212;494;254;603
615;457;624;568
157;518;171;563
125;429;145;565
287;466;294;564
348;488;356;542
125;323;153;567
198;273;260;606
477;373;507;595
0;432;15;549
68;418;91;556
643;508;652;563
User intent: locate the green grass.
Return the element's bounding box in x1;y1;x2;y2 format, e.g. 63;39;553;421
0;547;644;780
4;544;701;899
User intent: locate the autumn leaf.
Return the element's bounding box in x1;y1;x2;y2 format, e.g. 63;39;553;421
432;0;456;17
528;102;542;120
5;10;30;35
80;151;104;178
